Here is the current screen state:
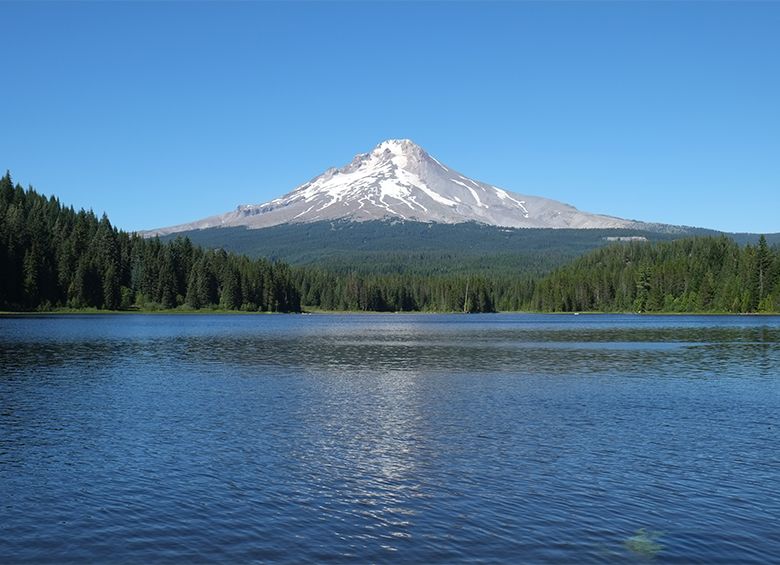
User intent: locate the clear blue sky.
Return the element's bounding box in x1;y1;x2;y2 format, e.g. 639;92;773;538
2;1;778;233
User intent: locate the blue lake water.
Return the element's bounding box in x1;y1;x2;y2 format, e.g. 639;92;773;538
1;313;779;563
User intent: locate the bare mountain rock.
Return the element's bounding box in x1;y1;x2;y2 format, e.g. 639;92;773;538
146;139;641;236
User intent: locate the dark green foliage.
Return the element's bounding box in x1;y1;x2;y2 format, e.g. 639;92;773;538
292;269;498;312
164;222;690;277
0;174;300;312
532;236;780;313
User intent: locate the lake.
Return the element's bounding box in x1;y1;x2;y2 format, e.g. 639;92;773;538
1;313;779;563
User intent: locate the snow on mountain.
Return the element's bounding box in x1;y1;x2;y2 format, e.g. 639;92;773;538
146;139;640;236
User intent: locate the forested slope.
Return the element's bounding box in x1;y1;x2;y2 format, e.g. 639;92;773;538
532;236;780;313
0;174;300;312
166;221;692;277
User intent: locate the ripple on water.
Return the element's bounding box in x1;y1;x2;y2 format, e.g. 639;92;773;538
0;314;779;563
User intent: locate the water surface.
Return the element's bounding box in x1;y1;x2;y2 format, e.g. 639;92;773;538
1;314;779;563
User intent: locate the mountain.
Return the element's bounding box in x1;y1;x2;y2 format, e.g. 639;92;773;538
147;139;644;236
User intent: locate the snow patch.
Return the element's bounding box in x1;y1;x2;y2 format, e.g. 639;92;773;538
451;179;486;208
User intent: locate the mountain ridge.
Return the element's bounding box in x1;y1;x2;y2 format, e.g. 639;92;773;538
146;139;647;236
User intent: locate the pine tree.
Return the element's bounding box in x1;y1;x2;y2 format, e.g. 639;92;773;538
22;247;41;306
103;263;120;310
756;235;771;302
220;266;241;310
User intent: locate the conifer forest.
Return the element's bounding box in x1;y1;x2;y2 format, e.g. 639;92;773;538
1;174;778;314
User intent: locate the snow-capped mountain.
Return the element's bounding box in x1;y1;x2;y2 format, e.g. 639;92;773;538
147;139;640;236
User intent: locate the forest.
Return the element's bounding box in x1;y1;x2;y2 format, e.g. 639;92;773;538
167;218;695;277
1;174;778;314
531;235;780;313
0;175;301;312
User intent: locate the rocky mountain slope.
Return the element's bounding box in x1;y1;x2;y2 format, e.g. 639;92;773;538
147;139;642;236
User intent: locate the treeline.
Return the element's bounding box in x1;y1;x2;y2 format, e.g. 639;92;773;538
0;174;300;312
294;270;499;312
3;175;778;314
532;236;780;313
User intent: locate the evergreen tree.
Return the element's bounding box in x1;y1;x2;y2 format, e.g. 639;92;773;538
756;235;771;302
220;265;241;310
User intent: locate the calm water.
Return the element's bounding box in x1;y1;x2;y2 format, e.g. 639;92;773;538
1;314;779;564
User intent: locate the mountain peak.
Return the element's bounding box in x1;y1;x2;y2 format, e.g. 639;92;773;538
372;138;421;154
145;141;642;236
365;139;428;165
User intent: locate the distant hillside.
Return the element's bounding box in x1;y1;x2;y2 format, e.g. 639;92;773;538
160;220;779;277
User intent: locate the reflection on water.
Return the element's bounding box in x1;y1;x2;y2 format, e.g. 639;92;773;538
1;314;779;563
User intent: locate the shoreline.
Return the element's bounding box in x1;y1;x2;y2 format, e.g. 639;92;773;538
2;309;779;317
